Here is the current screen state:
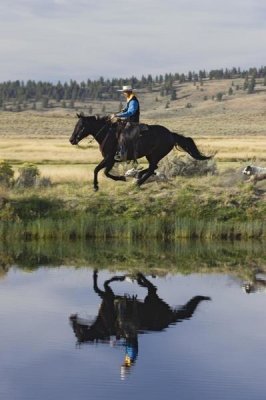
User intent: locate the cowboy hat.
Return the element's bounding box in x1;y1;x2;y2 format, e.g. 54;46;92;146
117;85;134;92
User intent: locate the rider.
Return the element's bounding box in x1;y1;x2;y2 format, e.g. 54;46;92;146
112;85;140;161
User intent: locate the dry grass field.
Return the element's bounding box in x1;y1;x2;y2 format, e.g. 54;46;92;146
0;78;265;184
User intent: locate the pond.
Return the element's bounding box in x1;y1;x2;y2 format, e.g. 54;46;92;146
0;239;266;400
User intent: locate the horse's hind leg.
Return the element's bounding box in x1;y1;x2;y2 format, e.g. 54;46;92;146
137;148;173;186
137;167;155;179
136;163;158;186
136;167;149;179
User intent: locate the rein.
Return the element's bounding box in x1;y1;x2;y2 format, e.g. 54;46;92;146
76;120;111;148
86;120;111;144
94;122;110;141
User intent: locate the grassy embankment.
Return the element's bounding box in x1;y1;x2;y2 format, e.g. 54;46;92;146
0;78;266;240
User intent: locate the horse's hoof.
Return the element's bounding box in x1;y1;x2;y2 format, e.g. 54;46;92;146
94;186;99;192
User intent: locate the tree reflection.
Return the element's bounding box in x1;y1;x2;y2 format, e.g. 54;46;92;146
69;270;210;379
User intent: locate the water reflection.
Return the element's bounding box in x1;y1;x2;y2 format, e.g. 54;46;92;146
69;270;211;379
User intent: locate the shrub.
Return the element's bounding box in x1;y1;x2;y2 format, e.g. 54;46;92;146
216;92;224;101
36;176;52;188
0;161;14;187
16;163;40;188
159;155;217;178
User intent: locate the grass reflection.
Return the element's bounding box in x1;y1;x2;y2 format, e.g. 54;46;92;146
0;239;265;282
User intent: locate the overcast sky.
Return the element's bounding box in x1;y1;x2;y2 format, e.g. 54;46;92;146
0;0;265;82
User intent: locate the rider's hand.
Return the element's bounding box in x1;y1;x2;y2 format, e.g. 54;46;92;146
110;114;116;120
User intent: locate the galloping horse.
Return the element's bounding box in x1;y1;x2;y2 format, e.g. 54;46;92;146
69;115;211;191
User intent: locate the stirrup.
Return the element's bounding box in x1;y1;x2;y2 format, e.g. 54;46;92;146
114;155;122;161
114;152;124;161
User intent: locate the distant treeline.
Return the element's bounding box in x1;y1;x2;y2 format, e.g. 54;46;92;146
0;66;266;105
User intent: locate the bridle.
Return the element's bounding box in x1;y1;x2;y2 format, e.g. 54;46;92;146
75;125;87;143
76;118;111;145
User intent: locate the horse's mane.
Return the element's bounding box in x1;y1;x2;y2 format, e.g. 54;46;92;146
94;114;109;122
77;113;109;123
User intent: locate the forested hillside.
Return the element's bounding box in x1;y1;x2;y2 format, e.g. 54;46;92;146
0;66;265;112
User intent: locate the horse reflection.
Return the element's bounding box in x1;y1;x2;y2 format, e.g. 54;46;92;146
69;270;210;378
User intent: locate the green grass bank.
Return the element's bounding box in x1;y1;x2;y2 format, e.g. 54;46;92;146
0;177;265;240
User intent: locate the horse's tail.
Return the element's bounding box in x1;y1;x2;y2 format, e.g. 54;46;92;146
172;295;211;323
172;132;212;160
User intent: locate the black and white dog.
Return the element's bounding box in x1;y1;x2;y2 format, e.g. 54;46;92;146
242;165;266;176
242;165;266;183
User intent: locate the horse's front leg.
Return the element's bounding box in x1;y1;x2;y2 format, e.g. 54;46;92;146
93;158;108;191
104;159;126;182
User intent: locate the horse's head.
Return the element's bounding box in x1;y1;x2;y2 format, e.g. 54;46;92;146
69;314;109;343
70;114;111;145
69;113;88;145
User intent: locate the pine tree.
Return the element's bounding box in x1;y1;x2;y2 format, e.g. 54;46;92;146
247;76;256;94
170;90;177;101
41;97;49;108
243;77;249;90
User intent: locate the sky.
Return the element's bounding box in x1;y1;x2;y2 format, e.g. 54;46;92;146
0;0;265;82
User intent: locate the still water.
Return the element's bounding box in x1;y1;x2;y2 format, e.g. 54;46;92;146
0;240;266;400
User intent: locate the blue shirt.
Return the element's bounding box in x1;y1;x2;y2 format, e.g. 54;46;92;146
116;98;139;119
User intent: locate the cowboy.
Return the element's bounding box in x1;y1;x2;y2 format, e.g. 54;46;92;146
111;85;140;161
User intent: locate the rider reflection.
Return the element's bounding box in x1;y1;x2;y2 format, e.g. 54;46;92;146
114;295;139;378
120;337;138;380
69;270;210;379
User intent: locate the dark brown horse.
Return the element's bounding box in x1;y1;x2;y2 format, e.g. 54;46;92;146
69;115;211;191
69;270;210;373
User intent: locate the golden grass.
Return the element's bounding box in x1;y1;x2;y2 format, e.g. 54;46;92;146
0;134;265;173
0;137;99;164
0;111;72;137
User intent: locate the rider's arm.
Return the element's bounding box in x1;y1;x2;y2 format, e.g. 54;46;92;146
116;99;138;119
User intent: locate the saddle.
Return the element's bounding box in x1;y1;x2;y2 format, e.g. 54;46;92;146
130;123;149;137
116;121;149;139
